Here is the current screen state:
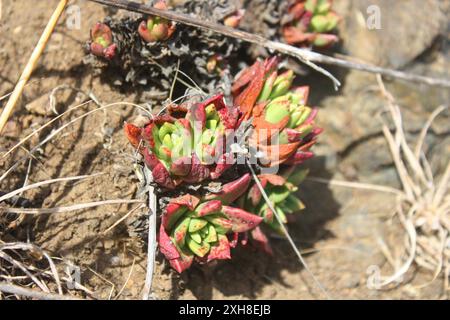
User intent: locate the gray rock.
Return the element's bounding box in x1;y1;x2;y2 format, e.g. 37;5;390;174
336;0;446;68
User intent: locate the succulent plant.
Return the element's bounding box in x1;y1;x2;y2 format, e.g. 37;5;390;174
282;0;340;48
159;176;262;272
223;9;246;28
247;170;307;230
138;1;176;43
124;94;240;189
89;22;117;60
237;167;309;253
85;0;241;97
232;57;322;167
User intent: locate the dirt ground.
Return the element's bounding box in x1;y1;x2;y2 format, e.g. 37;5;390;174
0;0;448;299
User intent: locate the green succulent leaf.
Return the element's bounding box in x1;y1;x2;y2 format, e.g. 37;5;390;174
172;217;190;247
189;231;202;244
268;186;290;203
204;224;218;243
186;234;210;257
189;218;208;233
204;214;232;234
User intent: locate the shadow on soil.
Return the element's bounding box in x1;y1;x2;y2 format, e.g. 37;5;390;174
175;156;340;299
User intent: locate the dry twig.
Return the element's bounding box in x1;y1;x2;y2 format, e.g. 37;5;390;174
0;0;69;134
88;0;450;89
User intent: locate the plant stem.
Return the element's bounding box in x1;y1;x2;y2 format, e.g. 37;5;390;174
0;0;68;135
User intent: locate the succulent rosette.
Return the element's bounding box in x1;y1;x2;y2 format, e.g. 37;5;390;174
159;174;263;272
232;57;323;167
138;0;176;43
124;94;240;189
223;9;245;28
89;22;117;60
282;0;340;48
237;168;308;253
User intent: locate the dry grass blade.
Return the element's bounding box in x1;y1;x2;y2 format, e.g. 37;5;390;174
0;282;81;300
0;242;63;295
103;204;145;234
0;0;68;134
1;100;92;159
306;176;403;196
2;199;144;215
0;251;48;292
371;74;450;290
0;173;104;203
414;105;448;159
142;186;157;300
0;101;152;183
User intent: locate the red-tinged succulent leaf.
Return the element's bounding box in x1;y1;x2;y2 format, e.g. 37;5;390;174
207;235;231;262
183;153;210;183
303;108;318;125
206;215;233;234
218;106;240;129
248;181;265;207
283;27;316;45
90;43;107;58
124;123;143;149
229;232;239;248
169;246;194;273
173;217;190;246
162;194;200;234
188;103;207;130
312;127;324;136
199;94;226;111
141;122;158;148
222;206;263;232
232;60;261;94
150;161;176;189
158;225;180;260
251;101;291;143
205;173;251;205
170;157;191;177
248;175;287;207
313;33;339;47
290;1;306;19
262;207;274;223
210;153;235;180
233;61;266;120
251;227;273;255
254;141;302;168
142;149;160;169
103;44;117;60
196;200;222;217
300;8;313;23
285;128;303;143
171;194;200;211
202;144;216;159
163;203;185;229
264;56;279;73
293;86;310;104
259;174;287;186
284;150;315;165
298;139;318;151
143;149;176;189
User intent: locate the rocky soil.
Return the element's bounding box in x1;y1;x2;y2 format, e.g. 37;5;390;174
0;0;448;299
